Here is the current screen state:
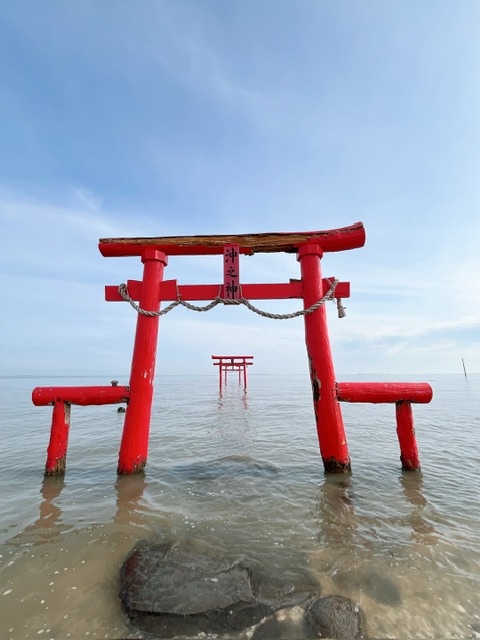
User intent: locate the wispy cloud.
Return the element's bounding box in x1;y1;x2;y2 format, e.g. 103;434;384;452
73;187;102;212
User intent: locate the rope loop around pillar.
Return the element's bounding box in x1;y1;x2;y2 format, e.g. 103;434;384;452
117;279;346;320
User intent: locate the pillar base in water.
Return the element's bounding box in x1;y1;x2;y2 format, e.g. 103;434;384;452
400;455;421;472
323;457;352;474
44;455;66;476
117;458;147;475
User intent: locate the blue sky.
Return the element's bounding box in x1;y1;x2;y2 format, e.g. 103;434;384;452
0;1;479;377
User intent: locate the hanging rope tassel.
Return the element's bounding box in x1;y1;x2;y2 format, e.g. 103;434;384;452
336;298;346;318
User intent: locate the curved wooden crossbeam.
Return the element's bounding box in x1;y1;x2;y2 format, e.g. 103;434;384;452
99;222;366;257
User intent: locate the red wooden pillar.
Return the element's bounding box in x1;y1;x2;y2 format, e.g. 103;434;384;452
218;363;223;391
297;243;351;473
396;401;421;471
45;400;71;476
118;249;167;474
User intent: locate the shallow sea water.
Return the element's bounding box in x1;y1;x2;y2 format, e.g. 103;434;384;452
1;373;479;639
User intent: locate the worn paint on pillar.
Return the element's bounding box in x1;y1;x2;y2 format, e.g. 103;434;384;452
118;250;167;474
396;401;421;471
45;400;71;476
298;243;351;473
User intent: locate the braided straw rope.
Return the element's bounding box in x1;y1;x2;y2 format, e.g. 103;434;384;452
118;278;346;320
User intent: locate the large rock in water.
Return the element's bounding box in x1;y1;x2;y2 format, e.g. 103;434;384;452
120;540;316;637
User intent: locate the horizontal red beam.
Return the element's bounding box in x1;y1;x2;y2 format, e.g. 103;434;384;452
212;356;254;362
213;362;253;371
211;355;254;358
336;382;433;404
99;222;366;258
32;385;130;407
105;279;350;302
212;362;254;366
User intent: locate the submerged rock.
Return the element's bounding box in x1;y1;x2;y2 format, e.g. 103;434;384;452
120;539;369;639
330;568;401;606
359;571;401;606
120;539;320;637
305;594;367;639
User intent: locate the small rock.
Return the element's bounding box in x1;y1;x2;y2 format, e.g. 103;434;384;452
305;594;367;639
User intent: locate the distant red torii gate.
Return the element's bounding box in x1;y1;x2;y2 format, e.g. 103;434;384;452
212;355;254;390
32;221;433;475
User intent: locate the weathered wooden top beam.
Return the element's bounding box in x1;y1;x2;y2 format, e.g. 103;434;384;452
99;222;365;257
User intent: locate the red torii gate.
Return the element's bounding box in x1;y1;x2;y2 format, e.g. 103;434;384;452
212;355;254;390
32;221;433;475
100;224;359;474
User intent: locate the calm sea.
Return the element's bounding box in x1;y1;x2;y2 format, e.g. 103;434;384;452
1;373;479;640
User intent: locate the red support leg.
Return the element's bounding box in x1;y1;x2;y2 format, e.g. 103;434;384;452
396;401;421;471
297;243;351;473
118;250;167;474
45;400;71;476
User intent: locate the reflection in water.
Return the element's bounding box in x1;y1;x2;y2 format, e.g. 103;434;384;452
35;476;65;529
315;475;359;549
399;471;437;544
213;384;254;458
1;474;151;640
315;472;438;554
14;474;154;545
217;388;249;409
8;476;67;546
315;475;404;608
312;472;439;610
114;472;150;529
309;472;478;638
